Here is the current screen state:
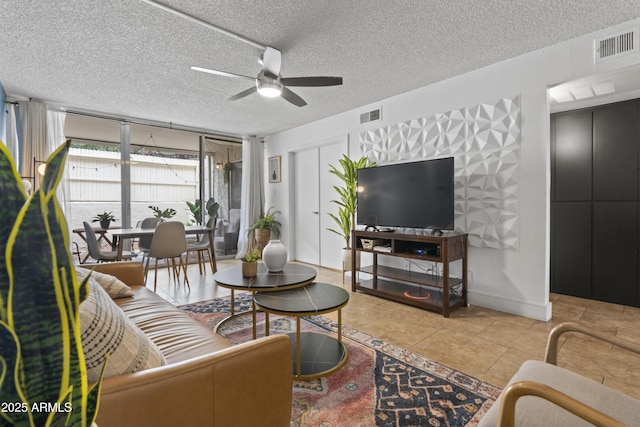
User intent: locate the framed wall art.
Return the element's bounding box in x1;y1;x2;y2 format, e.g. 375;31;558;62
269;155;281;183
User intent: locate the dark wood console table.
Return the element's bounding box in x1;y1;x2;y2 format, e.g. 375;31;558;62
351;230;468;317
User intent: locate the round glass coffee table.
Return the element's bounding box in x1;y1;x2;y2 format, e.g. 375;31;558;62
213;263;316;339
254;282;349;380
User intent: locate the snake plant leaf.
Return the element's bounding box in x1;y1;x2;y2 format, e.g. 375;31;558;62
0;143;27;323
9;187;68;423
0;321;29;426
2;141;98;426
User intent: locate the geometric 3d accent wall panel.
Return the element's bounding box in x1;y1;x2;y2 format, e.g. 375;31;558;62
360;95;520;250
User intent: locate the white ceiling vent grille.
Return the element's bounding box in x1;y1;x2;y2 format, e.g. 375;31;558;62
595;27;639;63
360;108;382;124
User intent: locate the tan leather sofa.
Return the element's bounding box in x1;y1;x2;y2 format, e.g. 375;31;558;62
90;262;293;427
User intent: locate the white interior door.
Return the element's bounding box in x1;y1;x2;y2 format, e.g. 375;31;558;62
293;138;348;269
294;148;320;265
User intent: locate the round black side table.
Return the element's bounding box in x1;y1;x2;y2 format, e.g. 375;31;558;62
254;282;349;380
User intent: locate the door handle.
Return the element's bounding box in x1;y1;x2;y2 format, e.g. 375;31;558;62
312;211;319;214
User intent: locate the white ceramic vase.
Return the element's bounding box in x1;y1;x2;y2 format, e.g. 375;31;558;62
262;240;287;272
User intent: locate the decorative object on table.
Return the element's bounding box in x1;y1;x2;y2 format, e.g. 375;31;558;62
268;155;281;183
262;239;287;272
92;210;116;229
327;155;376;275
247;207;282;253
0;140;102;426
148;205;177;219
240;249;261;278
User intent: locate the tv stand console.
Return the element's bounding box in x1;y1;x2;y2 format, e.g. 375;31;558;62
351;230;468;318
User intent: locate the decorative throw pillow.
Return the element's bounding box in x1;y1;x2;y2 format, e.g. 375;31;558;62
80;280;166;382
76;267;134;299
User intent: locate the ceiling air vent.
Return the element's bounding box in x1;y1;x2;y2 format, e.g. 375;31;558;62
595;27;639;63
360;108;382;124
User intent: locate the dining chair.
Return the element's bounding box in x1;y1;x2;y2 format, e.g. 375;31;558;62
186;217;217;275
144;221;190;292
83;222;136;263
137;217;162;266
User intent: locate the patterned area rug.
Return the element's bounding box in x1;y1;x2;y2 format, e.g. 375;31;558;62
179;293;500;427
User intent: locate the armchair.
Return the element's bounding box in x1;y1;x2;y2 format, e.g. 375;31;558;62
479;322;640;427
213;218;239;255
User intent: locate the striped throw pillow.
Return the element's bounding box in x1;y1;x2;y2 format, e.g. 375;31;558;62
80;280;166;382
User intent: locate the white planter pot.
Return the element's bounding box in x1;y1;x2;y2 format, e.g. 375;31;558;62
342;248;360;271
262;240;287;272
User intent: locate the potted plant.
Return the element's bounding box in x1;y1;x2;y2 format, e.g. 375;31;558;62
186;200;201;225
241;249;261;277
247;207;282;250
186;198;219;225
327;155;376;270
92;210;116;229
0;140;102;426
148;205;177;220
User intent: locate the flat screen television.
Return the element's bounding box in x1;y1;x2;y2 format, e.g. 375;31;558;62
357;157;455;231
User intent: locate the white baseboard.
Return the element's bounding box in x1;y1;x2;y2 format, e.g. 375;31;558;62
468;290;552;321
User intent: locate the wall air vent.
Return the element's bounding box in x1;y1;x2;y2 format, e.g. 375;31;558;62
360;108;382;124
595;27;639;63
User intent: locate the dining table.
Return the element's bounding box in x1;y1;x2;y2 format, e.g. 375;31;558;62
109;224;216;263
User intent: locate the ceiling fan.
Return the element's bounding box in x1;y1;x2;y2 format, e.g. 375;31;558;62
191;46;343;107
141;1;342;106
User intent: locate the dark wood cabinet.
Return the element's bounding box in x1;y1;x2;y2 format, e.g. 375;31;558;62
351;230;467;317
593;103;638;201
551;203;591;298
551;99;640;306
592;202;638;304
553;111;592;201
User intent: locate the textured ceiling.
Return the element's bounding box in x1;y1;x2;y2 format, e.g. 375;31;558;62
2;1;640;137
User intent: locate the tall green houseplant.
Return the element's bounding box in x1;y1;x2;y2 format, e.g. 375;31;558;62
328;155;376;249
0;141;102;426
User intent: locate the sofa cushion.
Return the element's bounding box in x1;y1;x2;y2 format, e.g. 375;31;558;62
80;280;166;382
478;360;640;426
76;266;134;299
114;285;231;364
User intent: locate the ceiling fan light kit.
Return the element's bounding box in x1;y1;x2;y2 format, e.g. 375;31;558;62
257;81;283;98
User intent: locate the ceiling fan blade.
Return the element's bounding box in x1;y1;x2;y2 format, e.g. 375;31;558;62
280;76;343;87
261;46;281;77
191;66;254;81
280;87;307;107
229;86;257;101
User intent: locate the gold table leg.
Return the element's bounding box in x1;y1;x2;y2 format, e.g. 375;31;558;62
296;316;301;377
251;291;256;340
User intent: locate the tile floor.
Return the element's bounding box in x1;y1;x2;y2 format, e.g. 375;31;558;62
148;257;640;400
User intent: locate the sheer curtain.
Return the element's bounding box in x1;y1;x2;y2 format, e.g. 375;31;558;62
236;136;264;259
46;107;69;218
18;101;48;189
5;102;22;170
8;101;69;219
